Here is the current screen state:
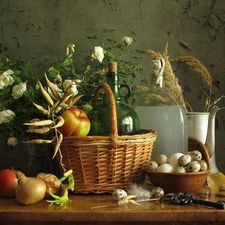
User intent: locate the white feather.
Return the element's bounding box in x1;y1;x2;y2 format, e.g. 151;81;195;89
126;183;152;200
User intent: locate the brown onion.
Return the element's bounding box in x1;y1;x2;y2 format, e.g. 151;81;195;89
37;173;61;197
15;171;47;205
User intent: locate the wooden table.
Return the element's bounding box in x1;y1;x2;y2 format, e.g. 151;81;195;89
0;186;225;225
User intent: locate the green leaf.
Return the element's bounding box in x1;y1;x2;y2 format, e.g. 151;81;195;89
13;70;21;76
48;70;58;77
12;74;22;83
25;62;33;77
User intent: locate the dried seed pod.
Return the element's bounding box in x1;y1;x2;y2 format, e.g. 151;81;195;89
52;133;63;158
44;73;61;100
38;80;54;106
27;127;51;134
51;116;65;129
33;103;49;115
24;119;53;127
22;139;54;144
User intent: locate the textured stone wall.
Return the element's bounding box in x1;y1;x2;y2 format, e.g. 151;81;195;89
0;0;225;172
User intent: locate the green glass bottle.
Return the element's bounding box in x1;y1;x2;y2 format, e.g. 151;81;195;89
88;61;140;136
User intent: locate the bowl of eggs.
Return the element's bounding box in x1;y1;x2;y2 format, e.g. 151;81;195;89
145;137;210;194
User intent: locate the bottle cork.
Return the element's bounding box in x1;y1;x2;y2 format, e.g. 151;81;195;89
108;61;117;72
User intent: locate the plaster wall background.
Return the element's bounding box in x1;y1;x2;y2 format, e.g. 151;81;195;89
0;0;225;172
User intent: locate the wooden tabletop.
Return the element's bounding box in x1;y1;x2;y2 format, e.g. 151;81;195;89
0;186;225;225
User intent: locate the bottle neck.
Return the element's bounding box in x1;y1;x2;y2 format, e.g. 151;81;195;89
106;71;120;100
105;62;121;103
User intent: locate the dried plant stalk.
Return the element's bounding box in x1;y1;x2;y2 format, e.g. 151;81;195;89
170;56;213;86
170;55;214;112
144;43;187;111
162;43;186;110
142;45;222;112
146;50;162;60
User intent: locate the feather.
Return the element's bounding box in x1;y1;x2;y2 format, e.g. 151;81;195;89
126;183;152;200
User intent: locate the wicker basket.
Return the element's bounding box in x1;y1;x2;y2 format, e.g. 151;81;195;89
56;82;157;194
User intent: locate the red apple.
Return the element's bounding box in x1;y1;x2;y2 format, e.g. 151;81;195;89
58;107;91;136
0;169;21;197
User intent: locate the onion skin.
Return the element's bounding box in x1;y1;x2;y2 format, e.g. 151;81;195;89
37;173;61;197
15;171;47;205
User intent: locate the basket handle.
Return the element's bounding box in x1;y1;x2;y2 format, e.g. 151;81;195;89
92;82;120;148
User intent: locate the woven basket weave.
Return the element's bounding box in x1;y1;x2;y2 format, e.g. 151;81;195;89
56;82;157;194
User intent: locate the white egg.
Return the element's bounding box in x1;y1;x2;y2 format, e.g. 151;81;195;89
157;163;174;173
168;153;184;168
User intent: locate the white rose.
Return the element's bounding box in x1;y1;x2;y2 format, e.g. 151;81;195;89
11;82;27;99
3;70;14;76
63;80;72;91
0;110;15;124
122;36;133;46
91;46;104;63
7;137;18;146
0;70;14;89
47;84;63;100
63;80;78;95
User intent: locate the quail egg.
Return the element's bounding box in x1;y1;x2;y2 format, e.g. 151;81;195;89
168;153;184;168
112;189;127;200
174;166;186;173
155;154;168;165
186;160;201;172
148;160;158;171
178;154;192;167
188;150;202;161
199;159;208;171
151;187;164;198
219;184;225;192
157;163;174;173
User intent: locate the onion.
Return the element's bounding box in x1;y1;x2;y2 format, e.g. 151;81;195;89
15;171;47;205
37;173;61;197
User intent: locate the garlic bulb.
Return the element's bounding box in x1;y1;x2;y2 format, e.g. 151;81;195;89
16;171;47;205
37;173;61;197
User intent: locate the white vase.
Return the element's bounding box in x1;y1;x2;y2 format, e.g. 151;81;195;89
186;106;220;173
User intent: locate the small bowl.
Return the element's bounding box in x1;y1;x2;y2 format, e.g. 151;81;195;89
145;169;210;194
